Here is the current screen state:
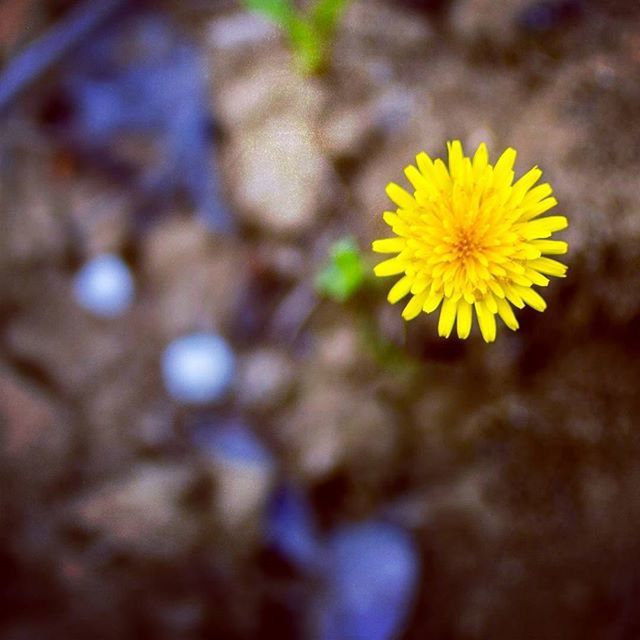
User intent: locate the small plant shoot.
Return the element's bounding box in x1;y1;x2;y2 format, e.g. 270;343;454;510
316;237;366;303
243;0;350;74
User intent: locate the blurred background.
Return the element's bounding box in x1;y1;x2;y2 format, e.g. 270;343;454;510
0;0;640;638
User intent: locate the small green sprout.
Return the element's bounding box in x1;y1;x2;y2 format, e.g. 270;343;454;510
242;0;350;74
315;237;366;303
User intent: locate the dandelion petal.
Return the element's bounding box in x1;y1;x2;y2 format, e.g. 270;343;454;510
475;300;497;343
387;276;413;304
438;297;457;338
456;300;472;339
386;183;415;209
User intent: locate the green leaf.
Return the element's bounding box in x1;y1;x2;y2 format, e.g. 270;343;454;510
242;0;296;27
315;237;366;303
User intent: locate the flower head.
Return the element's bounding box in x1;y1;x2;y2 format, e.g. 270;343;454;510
372;141;568;342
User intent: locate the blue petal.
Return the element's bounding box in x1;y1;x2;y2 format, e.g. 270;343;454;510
317;521;420;640
161;333;235;405
196;420;274;469
265;484;320;571
73;253;134;318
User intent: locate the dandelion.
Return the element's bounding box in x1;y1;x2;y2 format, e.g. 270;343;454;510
372;141;568;342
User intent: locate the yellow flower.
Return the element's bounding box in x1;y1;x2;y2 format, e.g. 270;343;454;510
372;141;568;342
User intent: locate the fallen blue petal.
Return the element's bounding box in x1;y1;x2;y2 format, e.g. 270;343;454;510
162;333;235;405
195;419;274;469
73;253;134;317
316;521;420;640
266;484;320;571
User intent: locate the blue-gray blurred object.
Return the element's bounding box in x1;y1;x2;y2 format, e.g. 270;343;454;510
162;332;236;405
0;1;235;232
54;11;234;232
316;521;419;640
194;419;274;468
516;0;584;33
73;253;135;317
264;482;421;638
266;484;321;572
0;0;127;112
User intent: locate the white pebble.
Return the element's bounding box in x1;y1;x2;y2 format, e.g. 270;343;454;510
73;253;134;317
162;333;235;405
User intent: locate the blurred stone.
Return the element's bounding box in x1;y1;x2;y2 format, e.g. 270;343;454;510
257;243;307;282
162;333;236;405
370;87;420;137
211;454;274;538
67;180;130;255
0;154;67;265
197;422;276;548
315;325;363;374
143;217;212;278
235;348;296;413
130;402;177;452
319;105;375;159
73;464;201;560
229;115;333;236
338;0;434;54
450;0;532;45
79;352;167;479
207;12;279;52
279;380;397;482
143;218;245;335
214;51;327;130
0;366;71;492
5;274;129;396
73;253;135;318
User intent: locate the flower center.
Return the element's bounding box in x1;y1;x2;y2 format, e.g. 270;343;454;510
453;227;482;263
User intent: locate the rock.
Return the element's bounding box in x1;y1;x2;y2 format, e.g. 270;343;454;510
5;272;130;397
338;0;434;55
66;179;130;255
73;253;135;318
129;401;177;452
352;91;444;226
79;351;169;480
207;12;279;52
73;464;201;560
319;105;375;159
142;218;245;336
162;333;236;405
213;50;327;130
450;0;533;46
256;243;307;282
0;366;71;494
0;153;68;266
143;217;213;278
195;421;276;547
279;380;397;483
212;455;275;537
315;325;364;375
228;114;334;236
212;41;332;238
235;348;296;413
